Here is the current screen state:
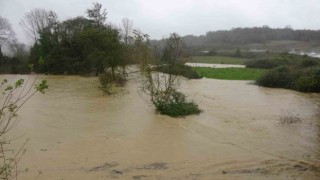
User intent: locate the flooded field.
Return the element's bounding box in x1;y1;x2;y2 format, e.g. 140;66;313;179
2;74;320;179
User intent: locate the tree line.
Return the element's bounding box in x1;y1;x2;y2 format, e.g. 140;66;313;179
175;26;320;54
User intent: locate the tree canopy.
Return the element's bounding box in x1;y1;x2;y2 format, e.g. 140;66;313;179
25;3;126;75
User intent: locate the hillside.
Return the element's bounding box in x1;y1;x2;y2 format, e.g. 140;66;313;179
169;26;320;54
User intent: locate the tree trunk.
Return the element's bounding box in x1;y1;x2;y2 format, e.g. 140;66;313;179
111;67;115;80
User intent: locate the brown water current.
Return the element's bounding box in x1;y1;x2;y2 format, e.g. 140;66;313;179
1;74;320;179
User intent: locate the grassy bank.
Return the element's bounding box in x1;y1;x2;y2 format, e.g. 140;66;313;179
193;67;265;80
190;56;247;65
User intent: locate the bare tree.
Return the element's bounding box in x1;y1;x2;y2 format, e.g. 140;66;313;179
0;16;16;48
19;9;57;42
121;18;133;46
9;40;29;61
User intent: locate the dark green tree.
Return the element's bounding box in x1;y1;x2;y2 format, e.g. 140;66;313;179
86;2;107;27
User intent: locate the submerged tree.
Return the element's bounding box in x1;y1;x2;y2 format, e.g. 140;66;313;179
134;32;201;117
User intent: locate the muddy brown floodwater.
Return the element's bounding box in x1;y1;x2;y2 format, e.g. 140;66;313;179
1;74;320;179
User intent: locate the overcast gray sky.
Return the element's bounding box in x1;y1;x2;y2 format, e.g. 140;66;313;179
1;0;320;44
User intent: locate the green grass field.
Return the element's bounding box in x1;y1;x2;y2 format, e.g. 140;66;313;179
193;67;266;80
190;56;247;65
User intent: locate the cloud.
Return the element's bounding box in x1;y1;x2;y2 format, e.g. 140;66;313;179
1;0;320;44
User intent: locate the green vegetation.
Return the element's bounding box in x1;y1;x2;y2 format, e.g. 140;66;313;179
154;64;201;79
0;3;129;77
29;7;125;75
193;67;265;80
256;66;320;92
243;51;320;69
153;90;201;117
190;56;246;65
251;52;320;92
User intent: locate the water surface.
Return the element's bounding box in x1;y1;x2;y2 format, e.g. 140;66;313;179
2;74;319;179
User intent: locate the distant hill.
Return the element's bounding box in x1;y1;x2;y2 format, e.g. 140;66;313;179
156;26;320;55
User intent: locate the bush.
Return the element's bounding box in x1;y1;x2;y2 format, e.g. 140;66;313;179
300;59;319;68
156;102;201;117
154;64;202;79
255;66;294;88
153;90;201;117
99;72;126;94
294;67;320;92
279;110;301;124
256;65;320;92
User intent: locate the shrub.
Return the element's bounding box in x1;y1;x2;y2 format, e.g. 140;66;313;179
99;72;126;94
279;110;301;125
256;65;320;92
156;102;201;117
300;59;319;68
294;66;320;92
255;66;294;88
153;90;201;117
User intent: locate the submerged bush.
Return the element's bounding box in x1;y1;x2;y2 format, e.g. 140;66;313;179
279;110;301;125
153;90;201;117
99;71;126;94
136;32;201;117
156;102;201;117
